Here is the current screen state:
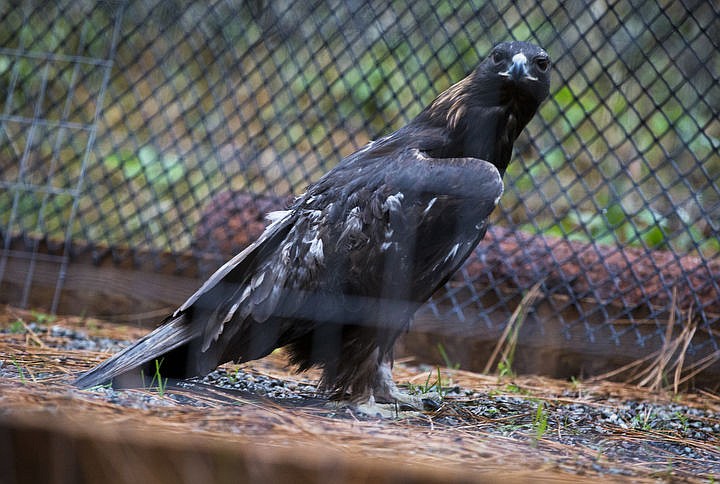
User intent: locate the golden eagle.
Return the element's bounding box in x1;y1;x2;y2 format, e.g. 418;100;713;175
76;41;551;414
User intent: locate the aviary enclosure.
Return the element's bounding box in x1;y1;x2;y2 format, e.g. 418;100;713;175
1;1;718;482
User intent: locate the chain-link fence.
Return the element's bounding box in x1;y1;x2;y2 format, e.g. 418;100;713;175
1;1;718;380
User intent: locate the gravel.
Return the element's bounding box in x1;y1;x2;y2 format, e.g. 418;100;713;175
1;322;133;353
194;368;319;400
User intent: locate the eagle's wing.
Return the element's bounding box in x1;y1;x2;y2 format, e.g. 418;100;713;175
194;145;503;352
73;205;300;388
364;148;504;304
75;145;503;388
177;209;295;315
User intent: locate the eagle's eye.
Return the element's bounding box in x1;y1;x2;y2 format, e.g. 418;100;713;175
534;56;550;72
491;50;505;65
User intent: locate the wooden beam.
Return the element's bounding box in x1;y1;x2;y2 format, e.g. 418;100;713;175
0;240;201;324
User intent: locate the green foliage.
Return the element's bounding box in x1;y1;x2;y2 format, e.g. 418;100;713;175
532;400;549;445
11;358;26;384
436;342;460;370
31;310;55;325
152;358;168;397
104;147;185;194
502;383;530;395
522;204;671;249
3;313;52;334
407;367;448;399
95;146;192;248
674;411;689;433
497;360;515;379
8;320;25;334
226;370;238;385
630;407;656;431
141;358;168;397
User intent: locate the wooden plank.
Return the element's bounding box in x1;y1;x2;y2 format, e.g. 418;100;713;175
0;248;200;324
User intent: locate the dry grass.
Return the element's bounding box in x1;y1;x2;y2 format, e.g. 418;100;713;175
588;290;720;395
483;281;544;375
1;305;719;483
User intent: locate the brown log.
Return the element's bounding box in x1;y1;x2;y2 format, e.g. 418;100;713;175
468;225;719;315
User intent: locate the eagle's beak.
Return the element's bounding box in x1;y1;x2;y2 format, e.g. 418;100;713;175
500;53;538;81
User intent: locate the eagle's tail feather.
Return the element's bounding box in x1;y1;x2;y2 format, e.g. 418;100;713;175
74;313;198;389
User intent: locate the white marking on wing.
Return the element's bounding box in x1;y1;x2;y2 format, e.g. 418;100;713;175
423;197;438;216
382;192;403;212
306;235;324;264
494;169;504;205
281;242;293;264
266;209;291;227
444;243;460;263
223;302;240;324
411;148;427;159
356;139;375;154
341;207;363;237
251;271;265;289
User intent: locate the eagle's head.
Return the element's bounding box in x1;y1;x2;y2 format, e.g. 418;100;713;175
421;41;551;133
415;41;551;170
473;41;552;110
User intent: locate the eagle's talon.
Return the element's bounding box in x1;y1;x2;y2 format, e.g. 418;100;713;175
421;397;442;411
398;402;417;412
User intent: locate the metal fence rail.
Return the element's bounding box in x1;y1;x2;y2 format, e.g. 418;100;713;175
1;1;718;375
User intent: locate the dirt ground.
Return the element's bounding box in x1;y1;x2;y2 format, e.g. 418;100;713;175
1;305;718;483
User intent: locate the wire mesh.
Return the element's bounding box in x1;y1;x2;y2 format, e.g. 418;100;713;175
0;0;125;309
0;0;718;372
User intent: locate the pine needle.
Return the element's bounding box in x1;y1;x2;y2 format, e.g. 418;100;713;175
483;280;543;375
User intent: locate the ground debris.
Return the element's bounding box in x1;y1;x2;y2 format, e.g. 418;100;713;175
1;305;718;483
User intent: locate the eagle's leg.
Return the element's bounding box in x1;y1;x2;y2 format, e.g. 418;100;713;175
371;357;441;409
334;350;440;418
